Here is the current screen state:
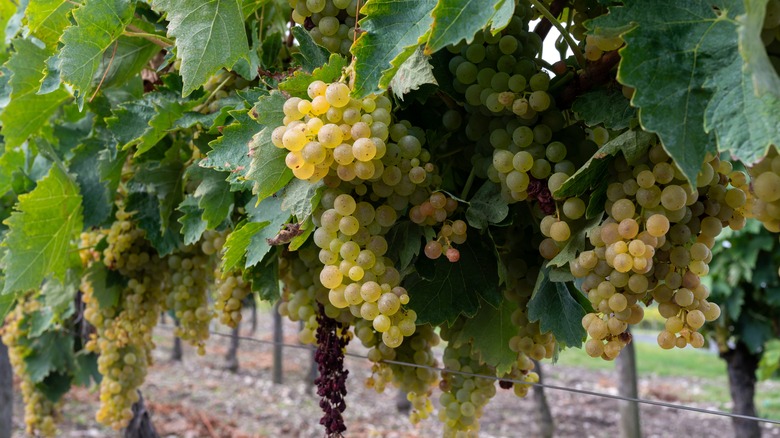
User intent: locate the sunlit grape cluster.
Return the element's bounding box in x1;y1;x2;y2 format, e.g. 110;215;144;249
1;295;59;437
570;144;743;357
290;0;359;55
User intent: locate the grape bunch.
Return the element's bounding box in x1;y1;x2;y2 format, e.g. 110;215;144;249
570;144;744;357
748;147;780;233
437;326;499;438
279;244;353;344
163;247;214;355
355;319;440;424
214;269;252;328
1;295;59;437
81;208;168;429
290;0;359;55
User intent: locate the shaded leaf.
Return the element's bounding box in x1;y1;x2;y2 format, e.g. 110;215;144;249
425;0;513;53
177;195;208;245
527;265;586;347
2;166;82;293
246;91;293;201
571;87;636;130
201;108;260;188
455;299;518;375
466;181;508;230
405;231;500;325
291;26;329;72
245;194;290;268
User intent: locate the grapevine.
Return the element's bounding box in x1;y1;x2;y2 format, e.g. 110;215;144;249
0;0;777;437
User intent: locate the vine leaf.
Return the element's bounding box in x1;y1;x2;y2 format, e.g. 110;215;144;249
201;108;259;189
1;39;70;149
351;0;437;97
555;129;654;199
466;181;509;230
186;164;234;229
279;53;347;98
245;195;291;268
455;299;518;375
106;88;196;156
246;91;292;202
704;59;780;165
548;213;602;268
389;45;438;99
26;0;76;49
130;161;184;231
249;256;280;301
739;0;780;99
2;165;83;294
425;0;513;54
405;231;501;326
24;331;75;384
70;139;113;228
88;34;160;91
177;195;208;245
222;220;269;272
152;0;249;96
527;265;586;348
281;178;325;223
290;26;329;73
571;87;636;130
589;1;740;182
58;0;135;99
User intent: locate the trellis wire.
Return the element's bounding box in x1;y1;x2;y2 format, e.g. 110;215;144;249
154;325;780;427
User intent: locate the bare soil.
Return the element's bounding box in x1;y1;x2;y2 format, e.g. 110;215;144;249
10;314;780;438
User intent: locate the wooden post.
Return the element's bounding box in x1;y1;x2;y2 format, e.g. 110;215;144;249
273;301;283;384
170;319;182;362
123;390;159;438
532;360;554;438
616;332;642;438
225;319;241;373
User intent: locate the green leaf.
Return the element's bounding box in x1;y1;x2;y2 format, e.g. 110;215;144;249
37;370;72;402
73;352;101;387
42;269;79;318
571;87;636;130
739;0;780;99
0;147;25;195
3;166;83;293
454;299;518;375
1;39;70;148
28;306;55;338
389;45;438;100
152;0;250;96
84;263;123;309
385;221;424;273
246;91;293;201
26;0;77;49
704;41;780;165
249;256;280;302
554;129;654;198
125;190;181;256
188;165;234;229
405;231;500;326
201;108;260;188
131;160;184;231
222;220;269;273
70;139;113;228
0;292;18;320
281;178;325;223
58;0;135;98
425;0;513;54
290;26;329;73
106;89;196;156
24;330;74;383
245;194;291;268
589;1;736;183
547;213;603;268
466;181;509;230
279;53;347;98
351;0;437;97
177;195;208;245
88;34;161;92
527;265;586;348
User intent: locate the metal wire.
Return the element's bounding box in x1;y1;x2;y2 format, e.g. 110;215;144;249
157;324;780;426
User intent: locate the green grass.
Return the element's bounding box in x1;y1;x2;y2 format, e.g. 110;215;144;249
552;332;726;379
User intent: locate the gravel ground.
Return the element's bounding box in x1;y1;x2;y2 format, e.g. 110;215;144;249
10;313;780;438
